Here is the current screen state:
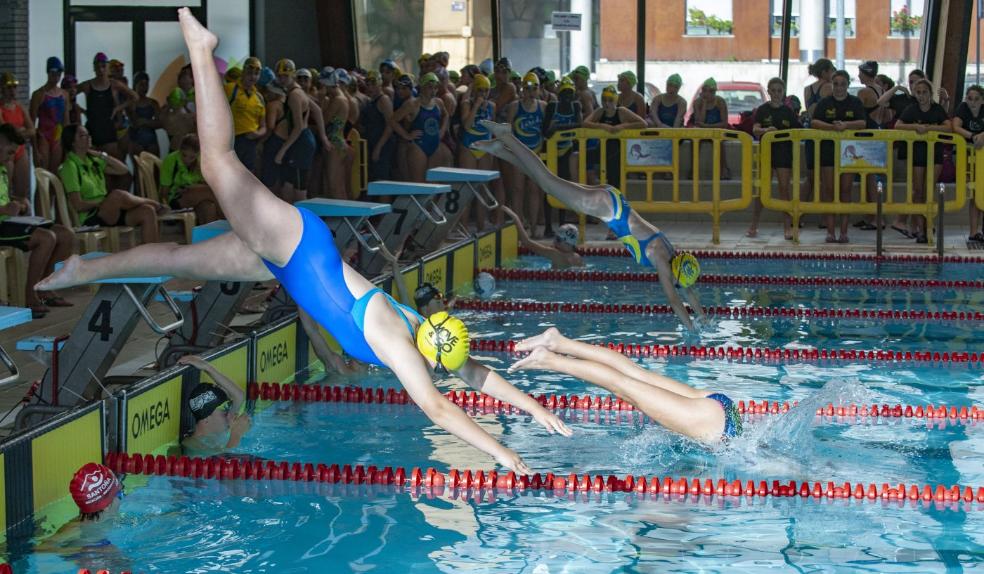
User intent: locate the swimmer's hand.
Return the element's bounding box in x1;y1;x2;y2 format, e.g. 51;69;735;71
532;410;573;437
496;449;532;476
177;355;209;369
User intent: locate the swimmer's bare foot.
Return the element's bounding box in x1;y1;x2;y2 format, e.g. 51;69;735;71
514;327;563;353
35;254;87;291
470;139;505;157
479;119;512;138
177;7;218;52
508;346;556;373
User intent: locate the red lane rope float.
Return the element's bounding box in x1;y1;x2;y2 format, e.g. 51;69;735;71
468;338;982;366
521;246;984;264
481;268;984;290
454;299;984;323
104;451;984;508
246;382;984;423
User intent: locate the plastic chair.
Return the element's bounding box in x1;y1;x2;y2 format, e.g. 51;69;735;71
34;167;108;254
136;151;197;244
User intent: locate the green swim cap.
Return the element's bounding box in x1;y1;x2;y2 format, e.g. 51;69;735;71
619;70;637;87
545;70;556;83
667;73;683;87
167;87;186;108
703;77;717;90
572;65;590;79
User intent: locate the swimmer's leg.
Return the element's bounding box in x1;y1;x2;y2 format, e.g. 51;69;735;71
511;348;723;443
36;232;272;291
178;8;300;266
513;327;706;398
473;123;612;219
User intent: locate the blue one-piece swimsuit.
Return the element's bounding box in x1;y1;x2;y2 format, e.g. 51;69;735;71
705;393;743;440
262;207;422;366
603;186;675;268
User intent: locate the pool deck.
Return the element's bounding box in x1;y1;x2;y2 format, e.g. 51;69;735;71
0;219;978;437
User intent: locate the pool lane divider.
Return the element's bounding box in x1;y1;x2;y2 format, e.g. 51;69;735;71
455;299;984;323
532;246;984;264
470;338;982;365
246;382;984;423
482;268;984;290
104;451;984;507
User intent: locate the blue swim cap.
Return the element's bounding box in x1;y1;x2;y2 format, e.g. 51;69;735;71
257;66;275;88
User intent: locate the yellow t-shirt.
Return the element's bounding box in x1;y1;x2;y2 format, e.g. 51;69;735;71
225;81;265;136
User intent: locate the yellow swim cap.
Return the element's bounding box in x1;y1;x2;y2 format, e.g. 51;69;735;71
275;58;296;76
671;253;700;288
522;72;540;87
472;73;491;91
416;312;470;371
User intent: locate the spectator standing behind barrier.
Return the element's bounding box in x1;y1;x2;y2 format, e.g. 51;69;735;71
504;73;548;236
802;59;835;217
127;71;162;159
30;57;71;172
77;53;137;163
58;124;162;243
159;134;219;223
855;61;888;231
584;85;647;191
952;85;984;242
689;78;732;179
543;76;582;232
389;73;449;183
0;124;74;317
0;72;36;202
457;73;497;231
226;57;266;173
811;70;867;244
62;74;82;126
160;87;196;155
748;77;801;240
320;69;351;199
649;74;686;128
571;66;598;114
179;354;250;456
617;71;646;117
894;79;952;244
378;59;399;100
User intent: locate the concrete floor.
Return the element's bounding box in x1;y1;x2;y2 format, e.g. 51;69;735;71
0;215;980;435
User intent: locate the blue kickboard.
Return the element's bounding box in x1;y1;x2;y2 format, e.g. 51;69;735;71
16;335;65;352
155;291;195;303
296;199;392;217
426;167;500;183
0;306;31;330
55;252;172;284
367;181;451;196
192;220;232;244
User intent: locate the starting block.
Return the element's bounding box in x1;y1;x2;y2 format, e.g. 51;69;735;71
295;198;392;255
34;253;184;407
363;181;450;275
407;167;500;256
0;306;31;387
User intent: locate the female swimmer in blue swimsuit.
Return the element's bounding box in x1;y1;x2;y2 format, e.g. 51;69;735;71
37;9;571;476
472;121;706;331
510;328;741;444
388;72;449;182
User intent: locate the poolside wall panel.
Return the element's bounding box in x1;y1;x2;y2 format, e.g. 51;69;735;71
124;375;182;456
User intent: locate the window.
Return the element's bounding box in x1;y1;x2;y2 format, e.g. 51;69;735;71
685;0;733;36
826;0;857;38
770;0;800;37
889;0;923;37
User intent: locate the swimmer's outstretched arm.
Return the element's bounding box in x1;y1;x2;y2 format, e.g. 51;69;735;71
651;251;697;332
376;338;534;474
471;123;612;219
457;359;572;436
298;309;361;375
509;347;721;443
499;205;562;259
178;8;300;267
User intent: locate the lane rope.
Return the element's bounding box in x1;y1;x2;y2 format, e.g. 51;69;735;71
481;268;984;290
454;299;984;323
528;246;984;264
247;382;984;424
105;451;984;509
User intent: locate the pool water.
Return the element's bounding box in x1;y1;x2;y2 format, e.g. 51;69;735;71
9;254;984;573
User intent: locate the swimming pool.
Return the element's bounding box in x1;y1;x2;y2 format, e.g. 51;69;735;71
9;252;984;572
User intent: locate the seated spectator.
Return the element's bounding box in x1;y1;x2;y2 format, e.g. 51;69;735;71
0;124;74;316
58;124;162;243
748;77;801;240
952;85;984;241
894;79;952;244
616;71;646;117
160;134;219;223
810;70;866;244
179;354;250;456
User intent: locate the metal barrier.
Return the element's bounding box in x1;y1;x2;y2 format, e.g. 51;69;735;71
759;129;968;244
348;129;369;199
543;128;754;244
975;142;984;213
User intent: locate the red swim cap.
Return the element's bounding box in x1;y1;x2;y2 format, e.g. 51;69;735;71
69;463;120;514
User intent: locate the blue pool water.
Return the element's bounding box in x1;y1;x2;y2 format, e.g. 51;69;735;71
10;255;984;573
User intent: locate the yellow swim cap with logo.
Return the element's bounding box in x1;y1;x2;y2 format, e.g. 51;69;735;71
472;73;491;91
416;312;470;371
671;252;700;288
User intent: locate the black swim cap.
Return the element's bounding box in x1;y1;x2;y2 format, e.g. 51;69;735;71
188;383;228;422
